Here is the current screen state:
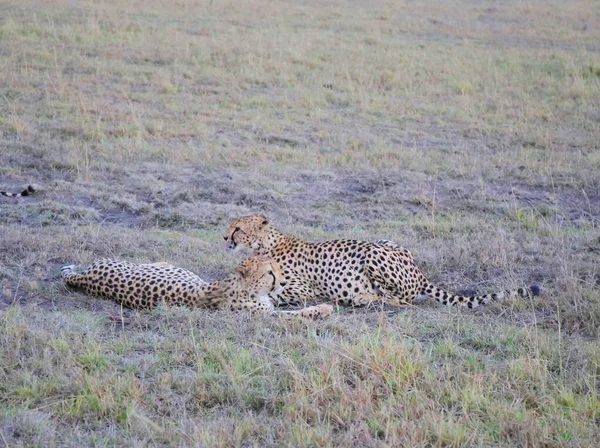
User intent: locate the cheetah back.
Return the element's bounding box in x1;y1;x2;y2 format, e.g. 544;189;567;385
66;259;207;309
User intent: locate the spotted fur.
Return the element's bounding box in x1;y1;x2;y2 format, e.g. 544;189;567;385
224;215;541;309
61;257;333;318
1;185;35;198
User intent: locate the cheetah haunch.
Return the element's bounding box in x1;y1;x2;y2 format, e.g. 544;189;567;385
223;215;540;308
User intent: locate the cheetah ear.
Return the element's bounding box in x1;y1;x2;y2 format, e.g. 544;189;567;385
259;215;269;226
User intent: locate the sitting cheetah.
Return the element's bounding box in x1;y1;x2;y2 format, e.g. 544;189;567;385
61;256;333;318
223;215;540;308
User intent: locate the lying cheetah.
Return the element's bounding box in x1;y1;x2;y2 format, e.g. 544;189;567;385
223;215;540;308
1;185;35;198
61;256;333;318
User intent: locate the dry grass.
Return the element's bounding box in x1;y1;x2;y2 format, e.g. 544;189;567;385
1;0;599;446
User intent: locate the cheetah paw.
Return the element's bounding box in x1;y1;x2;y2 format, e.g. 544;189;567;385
302;304;334;319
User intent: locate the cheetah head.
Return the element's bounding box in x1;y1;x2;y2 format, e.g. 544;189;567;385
224;215;270;252
234;256;287;296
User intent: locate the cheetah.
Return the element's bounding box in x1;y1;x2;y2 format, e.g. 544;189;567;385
223;215;540;309
61;256;333;318
1;185;35;198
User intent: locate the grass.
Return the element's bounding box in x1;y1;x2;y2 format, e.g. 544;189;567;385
1;0;599;446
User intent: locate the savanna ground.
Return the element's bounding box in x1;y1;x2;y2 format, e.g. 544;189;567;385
1;0;599;446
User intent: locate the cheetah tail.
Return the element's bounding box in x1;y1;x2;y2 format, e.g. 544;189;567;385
421;282;541;308
0;185;36;198
60;265;80;286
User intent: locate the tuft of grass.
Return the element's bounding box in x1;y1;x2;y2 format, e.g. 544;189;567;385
452;79;475;95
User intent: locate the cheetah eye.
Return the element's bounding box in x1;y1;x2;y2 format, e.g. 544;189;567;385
223;236;227;240
268;271;273;275
235;226;240;231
